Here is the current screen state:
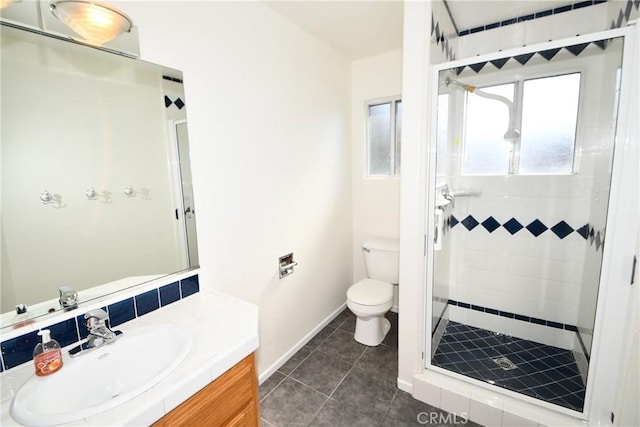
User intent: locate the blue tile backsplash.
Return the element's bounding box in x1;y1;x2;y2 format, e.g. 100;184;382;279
159;282;181;306
0;274;199;372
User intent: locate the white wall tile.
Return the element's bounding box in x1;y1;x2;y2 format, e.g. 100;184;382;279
469;397;504;427
502;411;538;427
441;388;471;417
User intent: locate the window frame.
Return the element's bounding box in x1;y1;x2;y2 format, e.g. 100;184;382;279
365;96;402;178
459;67;585;177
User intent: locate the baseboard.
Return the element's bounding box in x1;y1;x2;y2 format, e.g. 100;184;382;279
258;301;347;385
397;378;413;393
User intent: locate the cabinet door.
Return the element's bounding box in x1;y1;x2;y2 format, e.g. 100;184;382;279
154;353;259;427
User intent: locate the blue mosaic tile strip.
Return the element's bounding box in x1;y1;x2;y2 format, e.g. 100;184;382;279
432;321;585;411
458;0;602;37
0;273;199;372
449;215;605;251
448;299;578;332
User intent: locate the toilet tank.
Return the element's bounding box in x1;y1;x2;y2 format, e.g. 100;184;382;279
362;238;399;284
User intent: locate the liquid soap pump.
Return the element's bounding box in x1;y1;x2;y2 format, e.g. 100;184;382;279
33;329;63;376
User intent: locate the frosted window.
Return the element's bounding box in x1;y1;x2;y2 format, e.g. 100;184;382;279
463;84;513;175
367;98;401;176
520;73;580;174
369;103;391;175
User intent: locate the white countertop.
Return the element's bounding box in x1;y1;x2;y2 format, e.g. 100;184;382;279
0;289;259;426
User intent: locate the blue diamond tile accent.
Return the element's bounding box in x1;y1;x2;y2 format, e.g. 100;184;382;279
450;215;459;228
526;219;548;237
503;218;523;235
481;216;501;233
461;215;479;231
589;227;595;243
576;224;589;239
551;221;574;239
595;231;602;251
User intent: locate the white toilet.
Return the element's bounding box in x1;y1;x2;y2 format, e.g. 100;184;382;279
346;238;399;346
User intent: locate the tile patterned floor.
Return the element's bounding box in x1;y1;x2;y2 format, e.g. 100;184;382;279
432;321;585;412
260;309;480;426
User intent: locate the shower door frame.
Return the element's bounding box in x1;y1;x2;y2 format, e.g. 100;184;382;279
423;25;637;420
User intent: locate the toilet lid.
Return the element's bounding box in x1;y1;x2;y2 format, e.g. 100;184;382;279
347;279;393;306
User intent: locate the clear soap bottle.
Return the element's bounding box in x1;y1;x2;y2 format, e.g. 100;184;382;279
33;329;63;376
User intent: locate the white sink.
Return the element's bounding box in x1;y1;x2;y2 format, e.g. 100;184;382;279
10;324;191;426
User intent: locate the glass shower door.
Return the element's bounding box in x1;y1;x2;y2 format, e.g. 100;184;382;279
428;35;625;414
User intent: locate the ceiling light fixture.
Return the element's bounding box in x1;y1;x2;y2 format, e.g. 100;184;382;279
50;0;133;45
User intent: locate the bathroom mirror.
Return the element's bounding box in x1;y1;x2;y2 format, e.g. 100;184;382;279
0;23;199;328
428;34;624;413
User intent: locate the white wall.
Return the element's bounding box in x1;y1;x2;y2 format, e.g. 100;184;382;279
351;49;402;283
117;1;353;376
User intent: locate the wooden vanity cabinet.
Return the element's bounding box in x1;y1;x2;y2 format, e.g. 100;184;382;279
153;353;259;427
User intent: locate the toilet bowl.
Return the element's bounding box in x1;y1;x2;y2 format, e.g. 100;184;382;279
347;238;399;345
347;278;393;346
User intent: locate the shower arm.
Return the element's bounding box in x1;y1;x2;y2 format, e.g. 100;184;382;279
445;77;520;141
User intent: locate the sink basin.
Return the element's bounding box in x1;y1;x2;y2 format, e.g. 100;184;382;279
10;324;191;426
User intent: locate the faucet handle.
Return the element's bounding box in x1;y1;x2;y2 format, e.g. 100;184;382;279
84;308;109;329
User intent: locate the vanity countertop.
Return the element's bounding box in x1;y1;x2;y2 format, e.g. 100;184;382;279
0;289;259;426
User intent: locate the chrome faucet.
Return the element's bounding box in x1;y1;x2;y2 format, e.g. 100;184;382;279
69;308;122;357
58;286;78;310
85;309;119;348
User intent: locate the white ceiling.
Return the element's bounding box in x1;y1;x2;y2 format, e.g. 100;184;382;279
266;0;581;60
265;1;404;60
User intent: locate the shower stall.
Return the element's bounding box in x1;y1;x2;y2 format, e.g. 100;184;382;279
423;27;636;419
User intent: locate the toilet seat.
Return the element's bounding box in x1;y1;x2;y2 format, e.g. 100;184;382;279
347;279;392;306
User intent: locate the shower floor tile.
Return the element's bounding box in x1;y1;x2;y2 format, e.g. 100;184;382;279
432;321;585;412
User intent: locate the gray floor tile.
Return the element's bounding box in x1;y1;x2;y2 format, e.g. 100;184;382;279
317;328;367;365
260;371;286;402
331;366;397;417
309;398;382;426
356;345;398;382
305;325;336;350
290;349;352;395
277;346;313;375
327;308;352;329
383;312;399;348
337;312;357;333
260;378;328;426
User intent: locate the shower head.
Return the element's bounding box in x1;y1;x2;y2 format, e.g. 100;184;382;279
445;76;520;143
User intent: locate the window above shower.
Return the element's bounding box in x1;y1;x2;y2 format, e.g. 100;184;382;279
462;72;581;176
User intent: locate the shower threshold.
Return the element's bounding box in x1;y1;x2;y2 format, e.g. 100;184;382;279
431;321;585;412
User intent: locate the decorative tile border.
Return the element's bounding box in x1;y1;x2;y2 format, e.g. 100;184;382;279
453;39;613;76
0;274;199;372
447;298;578;332
457;0;608;37
432;13;457;61
446;214;605;251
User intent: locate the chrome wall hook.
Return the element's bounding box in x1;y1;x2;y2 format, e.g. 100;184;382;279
85;187;98;200
40;190;54;204
124;185;135;197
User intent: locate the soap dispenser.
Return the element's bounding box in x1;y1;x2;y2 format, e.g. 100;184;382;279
33;329;63;376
